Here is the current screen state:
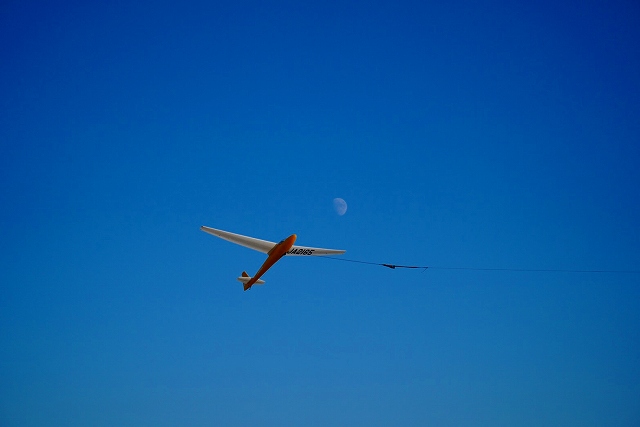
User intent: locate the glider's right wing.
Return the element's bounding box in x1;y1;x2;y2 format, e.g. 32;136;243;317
200;226;276;254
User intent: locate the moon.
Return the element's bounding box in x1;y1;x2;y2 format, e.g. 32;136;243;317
333;198;347;216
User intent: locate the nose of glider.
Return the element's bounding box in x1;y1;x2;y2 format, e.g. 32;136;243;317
284;234;297;247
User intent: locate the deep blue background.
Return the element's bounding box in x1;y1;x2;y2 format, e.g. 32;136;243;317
2;1;639;425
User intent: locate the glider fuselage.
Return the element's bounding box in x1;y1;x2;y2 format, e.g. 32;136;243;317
244;234;297;290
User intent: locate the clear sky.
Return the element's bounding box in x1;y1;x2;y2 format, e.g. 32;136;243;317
2;0;639;425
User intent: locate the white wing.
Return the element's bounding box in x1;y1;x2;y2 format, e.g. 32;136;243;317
200;226;276;254
200;226;346;256
286;245;345;256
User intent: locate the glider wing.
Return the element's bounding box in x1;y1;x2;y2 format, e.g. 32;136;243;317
286;245;346;256
200;226;276;254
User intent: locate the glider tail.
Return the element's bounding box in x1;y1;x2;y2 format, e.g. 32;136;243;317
236;271;265;290
241;271;252;291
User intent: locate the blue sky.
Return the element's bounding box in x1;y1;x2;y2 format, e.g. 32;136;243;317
2;0;639;425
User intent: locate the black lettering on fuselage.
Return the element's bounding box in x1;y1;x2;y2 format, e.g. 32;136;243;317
287;248;315;255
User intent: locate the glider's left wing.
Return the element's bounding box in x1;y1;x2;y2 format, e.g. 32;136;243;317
286;245;345;256
200;226;276;253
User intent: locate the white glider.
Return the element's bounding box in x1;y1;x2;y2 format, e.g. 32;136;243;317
201;226;345;290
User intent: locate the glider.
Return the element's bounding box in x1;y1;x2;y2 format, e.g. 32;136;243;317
201;226;345;291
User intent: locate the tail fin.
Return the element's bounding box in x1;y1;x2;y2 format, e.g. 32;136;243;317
241;271;251;291
236;271;265;287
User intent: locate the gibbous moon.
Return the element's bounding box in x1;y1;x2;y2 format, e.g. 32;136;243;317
333;198;347;216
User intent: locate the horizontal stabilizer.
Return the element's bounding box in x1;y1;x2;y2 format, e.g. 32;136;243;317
237;271;265;285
